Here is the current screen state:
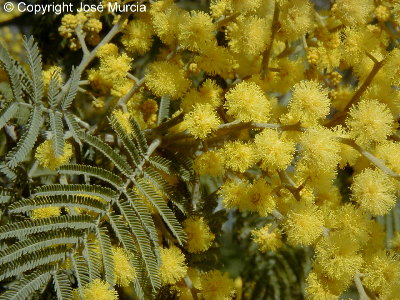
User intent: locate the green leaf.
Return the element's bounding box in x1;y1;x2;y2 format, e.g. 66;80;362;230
58;164;124;187
84;237;102;281
0;215;94;240
61;67;80;110
0;266;52;300
70;253;89;299
53;271;73;300
6;104;43;168
77;131;134;176
0;43;23;101
47;73;62;108
129;117;148;155
0;229;82;265
157;96;170;125
134;178;186;245
0;245;67;281
33;184;117;203
64;112;82;144
49;110;65;157
95;226;114;285
0;101;19;131
0;188;13;204
23;36;43;103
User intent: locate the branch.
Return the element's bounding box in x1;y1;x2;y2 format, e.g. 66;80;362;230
354;273;371;300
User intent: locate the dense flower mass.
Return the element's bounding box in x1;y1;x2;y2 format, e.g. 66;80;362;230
2;0;400;299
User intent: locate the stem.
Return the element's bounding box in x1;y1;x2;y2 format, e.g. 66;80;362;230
116;77;145;110
261;1;279;79
354;273;371;300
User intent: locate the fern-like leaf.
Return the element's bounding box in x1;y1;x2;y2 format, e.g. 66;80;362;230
6;104;43;168
64;112;82;144
53;271;73;300
157;96;170;125
70;253;90;299
0;266;52;300
0;101;19;131
0;229;82;265
116;198;161;291
77;131;134;176
129;117;148;155
0;215;94;240
0;44;23;101
95;226;115;285
108;214;137;254
23;36;43;103
84;237;102;281
47;74;61;108
149;155;173;175
134;178;186;245
61;67;80;110
33;184;117;202
0;188;13;204
49;110;65;157
0;245;67;281
57;164;124;187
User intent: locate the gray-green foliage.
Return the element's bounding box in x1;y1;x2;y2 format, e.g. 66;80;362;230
0;37;188;299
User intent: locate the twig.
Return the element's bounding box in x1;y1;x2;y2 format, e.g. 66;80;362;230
354;273;371;300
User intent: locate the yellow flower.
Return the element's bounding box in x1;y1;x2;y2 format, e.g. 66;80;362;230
252;224;283;252
351;168;396;215
224;81;271;122
35;140;73;170
199;270;235;300
331;0;374;26
181;79;222;112
31;206;61;219
287;80;330;126
193;150;225;176
178;11;216;52
82;279;118;300
346;99;395;147
145;61;190;99
183;104;221;139
112;247;136;287
222;141;257;173
159;246;188;285
122;20;154;55
183;217;215;253
284;201;324;246
254;129;295;171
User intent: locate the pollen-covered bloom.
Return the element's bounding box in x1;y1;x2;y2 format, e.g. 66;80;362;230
254;129;295;171
122;19;154;55
183;217;215;253
81;279;118;300
178;11;216;52
145;61;190;99
252;224;283;252
222;141;257;173
199;270;235;300
243;178;276;215
224;81;271;122
35;140;73;170
112;247;136;287
287;80;330;126
351;168;396;215
346;99;395;147
183;104;220;139
159;246;188;285
193;150;225;176
284;201;324;246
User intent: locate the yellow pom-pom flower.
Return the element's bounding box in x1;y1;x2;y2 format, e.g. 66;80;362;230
181;79;222;112
252;224;283;252
183;217;215;253
346;99;395;147
284;201;324;246
199;270;235;300
159;246;188;285
193;150;225;176
331;0;374;26
179;11;216;52
82;279;118;300
254;129;295;171
145;61;190;99
183;104;221;139
224;81;271;122
222;141;257;173
112;247;136;287
122;20;154;55
35;140;73;170
287;80;330;126
351;168;396;215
